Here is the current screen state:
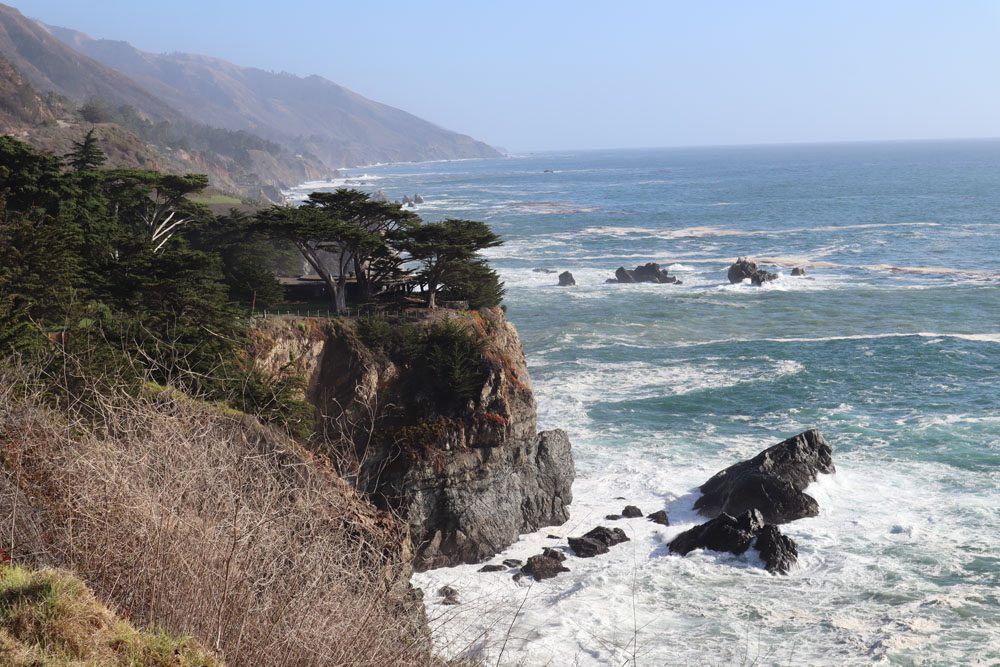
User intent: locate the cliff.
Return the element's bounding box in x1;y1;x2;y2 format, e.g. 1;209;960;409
252;308;575;570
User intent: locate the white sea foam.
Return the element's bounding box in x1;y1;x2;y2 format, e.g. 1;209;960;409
413;446;1000;666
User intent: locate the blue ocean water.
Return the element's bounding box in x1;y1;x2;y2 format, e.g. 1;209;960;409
290;141;1000;665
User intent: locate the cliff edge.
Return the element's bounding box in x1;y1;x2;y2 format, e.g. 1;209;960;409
252;308;575;570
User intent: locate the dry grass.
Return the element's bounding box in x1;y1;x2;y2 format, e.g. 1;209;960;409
0;565;218;666
0;362;438;666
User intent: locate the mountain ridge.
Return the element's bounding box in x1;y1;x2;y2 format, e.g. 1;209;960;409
42;20;502;168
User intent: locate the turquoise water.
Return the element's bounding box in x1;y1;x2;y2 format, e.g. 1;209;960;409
291;141;1000;665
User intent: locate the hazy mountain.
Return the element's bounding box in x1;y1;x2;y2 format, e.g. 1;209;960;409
44;23;502;168
0;4;179;122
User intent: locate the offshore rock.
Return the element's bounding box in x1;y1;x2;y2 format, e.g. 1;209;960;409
251;308;575;570
727;257;778;286
614;266;635;283
612;262;678;284
694;429;835;524
558;271;576;286
478;564;507;572
669;510;798;574
647;509;669;525
568;536;607;558
791;267;807;276
521;552;569;580
755;524;798;574
621;505;643;518
669;510;762;557
414;193;424;204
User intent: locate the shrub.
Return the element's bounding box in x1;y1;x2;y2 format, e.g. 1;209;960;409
418;319;488;413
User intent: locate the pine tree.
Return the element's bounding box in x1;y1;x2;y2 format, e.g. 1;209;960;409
66;129;107;172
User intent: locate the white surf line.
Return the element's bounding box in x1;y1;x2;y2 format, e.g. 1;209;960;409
576;221;942;240
672;332;1000;347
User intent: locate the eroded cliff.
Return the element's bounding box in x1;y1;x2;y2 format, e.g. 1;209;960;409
252;308;575;570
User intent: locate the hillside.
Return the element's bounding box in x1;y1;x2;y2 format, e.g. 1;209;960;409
44;23;502;167
0;3;178;122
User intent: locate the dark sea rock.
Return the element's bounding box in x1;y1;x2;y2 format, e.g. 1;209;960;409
727;257;778;286
568;536;608;557
402;195;413;205
521;552;569;580
558;271;576;286
478;564;507;572
414;193;424;204
612;263;678;285
605;514;622;520
582;526;629;547
542;547;566;562
621;505;643;518
605;278;619;284
647;510;669;526
615;267;635;283
669;510;762;556
694;429;835;524
791;267;806;276
502;558;523;568
533;267;557;273
438;585;457;597
755;524;798;574
670;510;798;574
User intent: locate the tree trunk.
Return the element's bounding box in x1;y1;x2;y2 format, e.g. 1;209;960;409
296;241;342;315
427;287;436;309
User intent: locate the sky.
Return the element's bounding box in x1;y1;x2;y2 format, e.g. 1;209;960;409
10;0;1000;151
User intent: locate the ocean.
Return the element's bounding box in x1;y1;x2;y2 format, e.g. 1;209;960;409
287;141;1000;665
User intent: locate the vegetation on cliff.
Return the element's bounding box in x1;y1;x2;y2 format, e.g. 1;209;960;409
0;565;219;666
0;362;437;666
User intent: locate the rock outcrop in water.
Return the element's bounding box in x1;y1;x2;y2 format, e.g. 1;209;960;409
669;509;798;574
791;267;807;276
558;271;576;286
252;308;575;570
568;525;630;558
694;429;835;524
727;257;778;285
608;262;680;284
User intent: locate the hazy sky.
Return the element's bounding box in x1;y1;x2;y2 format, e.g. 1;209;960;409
12;0;1000;151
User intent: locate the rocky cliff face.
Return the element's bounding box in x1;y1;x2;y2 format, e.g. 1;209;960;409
252;308;575;570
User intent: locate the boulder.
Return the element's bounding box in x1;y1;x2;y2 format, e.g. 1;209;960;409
541;547;566;562
670;510;798;574
621;505;643;518
568;536;608;558
605;514;622;521
582;526;629;547
647;510;669;526
402;195;413;205
558;271;576;286
669;510;763;557
727;257;778;286
755;524;798;574
521;552;569;580
478;564;507;572
502;558;523;568
791;267;806;277
414;193;424;204
694;429;835;524
438;585;457;597
605;278;619;284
